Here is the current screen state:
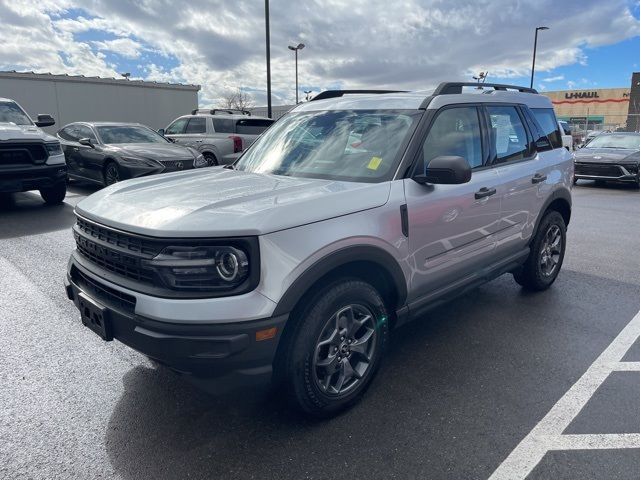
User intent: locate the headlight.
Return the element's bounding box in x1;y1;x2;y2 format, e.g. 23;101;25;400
194;153;207;168
45;142;63;156
143;245;250;292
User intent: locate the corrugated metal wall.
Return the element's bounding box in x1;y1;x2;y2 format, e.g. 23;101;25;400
0;73;199;134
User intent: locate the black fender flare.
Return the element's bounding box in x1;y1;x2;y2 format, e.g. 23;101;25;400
533;187;572;236
271;245;408;317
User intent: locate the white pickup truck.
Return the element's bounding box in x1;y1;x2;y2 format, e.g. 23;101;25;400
0;98;67;204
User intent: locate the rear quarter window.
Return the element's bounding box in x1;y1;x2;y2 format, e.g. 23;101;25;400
532;108;562;149
235;119;274;135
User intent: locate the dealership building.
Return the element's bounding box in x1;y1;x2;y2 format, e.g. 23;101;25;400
542;72;640;131
0;71;200;134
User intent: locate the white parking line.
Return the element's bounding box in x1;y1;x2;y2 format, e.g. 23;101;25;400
489;309;640;480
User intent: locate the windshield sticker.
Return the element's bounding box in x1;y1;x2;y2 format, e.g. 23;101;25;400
367;156;383;170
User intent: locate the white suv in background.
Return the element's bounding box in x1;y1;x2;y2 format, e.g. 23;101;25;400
160;110;274;165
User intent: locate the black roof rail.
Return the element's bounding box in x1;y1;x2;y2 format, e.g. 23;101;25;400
190;109;251;116
310;89;407;102
433;82;538;95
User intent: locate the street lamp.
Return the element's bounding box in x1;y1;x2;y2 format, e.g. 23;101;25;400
288;43;305;104
265;0;272;118
530;26;549;89
121;72;131;81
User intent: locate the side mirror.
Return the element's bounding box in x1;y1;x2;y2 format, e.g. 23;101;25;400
78;138;95;148
35;114;55;127
157;128;165;136
413;155;471;185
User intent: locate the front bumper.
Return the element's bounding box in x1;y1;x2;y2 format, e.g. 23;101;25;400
574;162;639;183
0;164;67;193
65;261;287;388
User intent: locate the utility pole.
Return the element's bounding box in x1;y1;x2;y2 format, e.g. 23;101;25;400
265;0;272;118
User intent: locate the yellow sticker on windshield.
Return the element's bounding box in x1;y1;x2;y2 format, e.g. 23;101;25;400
367;156;383;170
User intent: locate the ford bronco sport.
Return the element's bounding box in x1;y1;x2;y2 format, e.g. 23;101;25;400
0;98;66;204
65;83;573;416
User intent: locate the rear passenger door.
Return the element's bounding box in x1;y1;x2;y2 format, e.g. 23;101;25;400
179;117;208;147
485;104;549;252
404;105;504;301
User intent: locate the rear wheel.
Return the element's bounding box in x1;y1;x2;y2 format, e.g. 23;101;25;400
103;161;121;186
203;152;218;166
40;182;66;205
514;210;566;291
280;280;389;417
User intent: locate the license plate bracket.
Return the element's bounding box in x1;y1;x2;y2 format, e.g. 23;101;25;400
78;292;113;341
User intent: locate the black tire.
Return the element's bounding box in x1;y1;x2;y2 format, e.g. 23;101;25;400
279;280;389;417
513;210;566;291
39;182;66;205
103;161;121;186
203;152;218;166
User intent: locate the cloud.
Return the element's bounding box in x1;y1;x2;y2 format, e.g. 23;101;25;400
92;38;144;59
0;0;639;106
543;75;565;82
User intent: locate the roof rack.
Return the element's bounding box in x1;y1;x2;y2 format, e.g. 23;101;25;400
433;82;538;95
191;109;251;116
310;89;407;102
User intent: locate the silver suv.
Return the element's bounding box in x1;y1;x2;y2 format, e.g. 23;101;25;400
65;83;573;417
160;109;274;165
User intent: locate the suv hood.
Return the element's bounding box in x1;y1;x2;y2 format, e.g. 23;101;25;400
103;143;196;161
76;168;391;237
575;148;640;164
0;122;56;142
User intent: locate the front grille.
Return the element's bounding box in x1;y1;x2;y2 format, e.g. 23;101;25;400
76;217;161;256
161;159;194;171
0;143;48;166
74;217;162;285
575;163;623;177
71;266;136;313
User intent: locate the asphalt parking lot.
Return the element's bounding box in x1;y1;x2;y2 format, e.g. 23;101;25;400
1;181;639;480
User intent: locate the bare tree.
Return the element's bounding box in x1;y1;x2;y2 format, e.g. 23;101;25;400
219;88;255;111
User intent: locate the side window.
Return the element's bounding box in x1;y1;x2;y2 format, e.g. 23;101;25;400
211;118;236;133
75;125;97;141
532;108;562;149
235;119;274;135
421;106;484;170
185;117;206;134
487;106;529;164
58;126;77;141
165;118;188;135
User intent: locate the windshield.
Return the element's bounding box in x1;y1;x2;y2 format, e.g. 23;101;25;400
0;101;32;125
234;110;420;182
585;134;640;150
97;125;168;144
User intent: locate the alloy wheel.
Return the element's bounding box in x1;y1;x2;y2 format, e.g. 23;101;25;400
312;304;377;396
105;163;120;185
540;224;562;277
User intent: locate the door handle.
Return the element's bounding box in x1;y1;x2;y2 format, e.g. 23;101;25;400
531;173;547;184
475;187;497;199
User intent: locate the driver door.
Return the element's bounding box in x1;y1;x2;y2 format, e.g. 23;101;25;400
403;105;503;302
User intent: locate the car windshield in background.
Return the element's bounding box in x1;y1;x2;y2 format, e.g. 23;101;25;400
234;110;420;182
0;102;32;125
585;134;640;150
97;125;168;144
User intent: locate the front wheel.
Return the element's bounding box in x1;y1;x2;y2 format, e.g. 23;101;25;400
514;211;566;291
40;183;66;205
103;161;121;186
203;152;218;166
280;280;389;417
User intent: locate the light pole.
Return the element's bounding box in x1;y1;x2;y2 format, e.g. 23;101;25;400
288;43;305;104
265;0;272;118
530;26;549;89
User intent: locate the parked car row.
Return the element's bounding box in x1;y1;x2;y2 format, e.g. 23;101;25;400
0;99;274;204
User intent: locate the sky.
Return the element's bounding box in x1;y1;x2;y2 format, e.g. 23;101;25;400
0;0;639;107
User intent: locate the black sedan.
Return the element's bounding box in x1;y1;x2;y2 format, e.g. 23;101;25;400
57;122;208;186
574;132;640;187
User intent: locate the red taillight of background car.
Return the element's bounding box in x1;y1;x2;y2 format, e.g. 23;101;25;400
229;135;243;153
